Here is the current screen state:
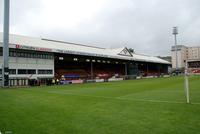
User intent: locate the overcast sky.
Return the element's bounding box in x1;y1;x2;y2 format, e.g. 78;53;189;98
1;0;200;56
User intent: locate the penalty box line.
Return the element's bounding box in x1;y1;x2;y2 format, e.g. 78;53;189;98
47;91;200;105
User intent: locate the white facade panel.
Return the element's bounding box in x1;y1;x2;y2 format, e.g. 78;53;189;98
0;56;54;79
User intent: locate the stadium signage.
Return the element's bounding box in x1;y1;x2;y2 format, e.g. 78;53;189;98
16;44;52;52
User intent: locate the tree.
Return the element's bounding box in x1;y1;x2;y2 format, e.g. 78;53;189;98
128;48;134;53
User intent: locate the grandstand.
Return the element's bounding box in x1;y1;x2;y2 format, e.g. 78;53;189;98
0;33;170;86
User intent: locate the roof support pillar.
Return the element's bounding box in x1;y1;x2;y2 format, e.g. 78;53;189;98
125;63;128;76
158;64;161;76
90;61;93;79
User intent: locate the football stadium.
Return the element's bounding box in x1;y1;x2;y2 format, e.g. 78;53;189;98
1;1;200;134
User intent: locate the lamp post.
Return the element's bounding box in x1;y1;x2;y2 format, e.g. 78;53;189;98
2;0;10;87
172;27;178;71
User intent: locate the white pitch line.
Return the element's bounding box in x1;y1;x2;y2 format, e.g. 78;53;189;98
191;102;200;105
117;90;200;99
48;91;115;99
117;97;185;104
114;90;183;99
47;91;200;105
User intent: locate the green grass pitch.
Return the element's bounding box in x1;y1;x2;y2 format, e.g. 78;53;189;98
0;76;200;134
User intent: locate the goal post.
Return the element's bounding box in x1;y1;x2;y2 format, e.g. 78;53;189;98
184;60;190;103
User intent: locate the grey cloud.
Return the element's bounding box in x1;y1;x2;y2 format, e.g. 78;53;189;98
1;0;200;56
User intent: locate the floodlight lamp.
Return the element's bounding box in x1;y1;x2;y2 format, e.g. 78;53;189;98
172;27;178;35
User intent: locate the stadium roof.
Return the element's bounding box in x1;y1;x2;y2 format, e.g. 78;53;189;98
0;33;170;64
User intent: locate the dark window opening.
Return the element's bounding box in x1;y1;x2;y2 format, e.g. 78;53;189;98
38;70;53;74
